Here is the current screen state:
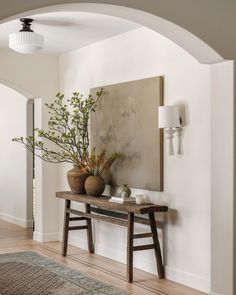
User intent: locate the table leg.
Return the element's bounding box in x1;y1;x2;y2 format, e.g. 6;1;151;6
127;212;134;283
85;204;94;253
149;212;165;278
62;199;71;256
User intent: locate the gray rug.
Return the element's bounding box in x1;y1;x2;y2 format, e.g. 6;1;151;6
0;251;126;295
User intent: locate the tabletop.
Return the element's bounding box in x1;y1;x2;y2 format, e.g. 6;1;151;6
56;191;168;214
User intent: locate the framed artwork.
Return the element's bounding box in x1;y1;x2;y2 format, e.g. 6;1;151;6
90;76;164;191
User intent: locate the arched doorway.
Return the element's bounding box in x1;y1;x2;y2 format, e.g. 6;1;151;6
1;3;223;64
0;4;234;295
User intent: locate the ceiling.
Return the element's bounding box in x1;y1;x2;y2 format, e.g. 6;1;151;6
0;11;140;54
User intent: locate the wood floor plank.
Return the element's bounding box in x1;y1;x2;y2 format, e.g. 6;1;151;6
0;219;208;295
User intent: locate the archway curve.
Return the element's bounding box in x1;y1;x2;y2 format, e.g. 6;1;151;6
0;4;234;294
0;79;34;99
1;3;224;64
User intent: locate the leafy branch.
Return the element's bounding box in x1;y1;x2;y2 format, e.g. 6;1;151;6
12;89;104;166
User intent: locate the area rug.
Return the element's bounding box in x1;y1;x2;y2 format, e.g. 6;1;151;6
0;251;127;295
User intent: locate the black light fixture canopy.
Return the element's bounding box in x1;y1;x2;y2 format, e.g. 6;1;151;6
19;18;34;32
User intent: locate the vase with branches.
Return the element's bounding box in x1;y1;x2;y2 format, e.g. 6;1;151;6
13;89;104;193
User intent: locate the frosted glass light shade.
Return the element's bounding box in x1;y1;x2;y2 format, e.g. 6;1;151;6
9;31;44;54
158;106;180;128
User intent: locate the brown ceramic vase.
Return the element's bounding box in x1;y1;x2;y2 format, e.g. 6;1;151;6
67;166;90;194
85;175;105;196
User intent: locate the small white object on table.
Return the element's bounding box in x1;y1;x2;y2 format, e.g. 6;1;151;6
135;194;148;205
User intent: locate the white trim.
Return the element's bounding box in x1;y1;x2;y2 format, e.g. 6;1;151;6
33;231;59;242
95;244;126;263
95;244;210;293
0;212;33;228
165;266;210;293
58;232;88;250
68;235;88;250
58;233;210;293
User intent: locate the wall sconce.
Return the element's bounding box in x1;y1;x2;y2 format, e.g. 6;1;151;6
158;106;181;155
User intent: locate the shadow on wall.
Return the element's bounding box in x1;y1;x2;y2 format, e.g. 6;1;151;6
167;208;179;225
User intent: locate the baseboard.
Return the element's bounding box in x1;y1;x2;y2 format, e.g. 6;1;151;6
92;243;210;293
58;232;88;251
65;234;126;263
60;234;125;265
165;265;210;293
0;212;33;228
95;243;126;264
90;242;211;293
68;235;88;250
82;240;211;295
33;231;59;242
58;233;210;293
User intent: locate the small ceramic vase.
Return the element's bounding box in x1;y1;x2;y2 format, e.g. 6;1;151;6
118;184;131;198
85;175;105;196
121;191;129;199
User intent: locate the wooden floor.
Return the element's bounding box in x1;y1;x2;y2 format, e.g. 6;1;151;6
0;219;207;295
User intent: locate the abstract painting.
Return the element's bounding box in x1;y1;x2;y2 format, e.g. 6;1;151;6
90;76;163;191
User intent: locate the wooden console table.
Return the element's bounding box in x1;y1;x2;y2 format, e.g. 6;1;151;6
56;191;168;283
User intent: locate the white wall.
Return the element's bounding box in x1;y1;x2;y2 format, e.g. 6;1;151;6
0;50;60;240
33;100;60;241
0;50;58;98
211;61;234;295
0;85;31;227
59;27;211;292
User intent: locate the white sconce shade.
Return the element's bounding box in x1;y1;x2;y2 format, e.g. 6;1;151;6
158;105;181;155
9;31;44;54
158;106;180;128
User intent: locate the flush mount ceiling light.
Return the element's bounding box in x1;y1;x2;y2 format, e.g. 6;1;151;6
9;18;44;54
